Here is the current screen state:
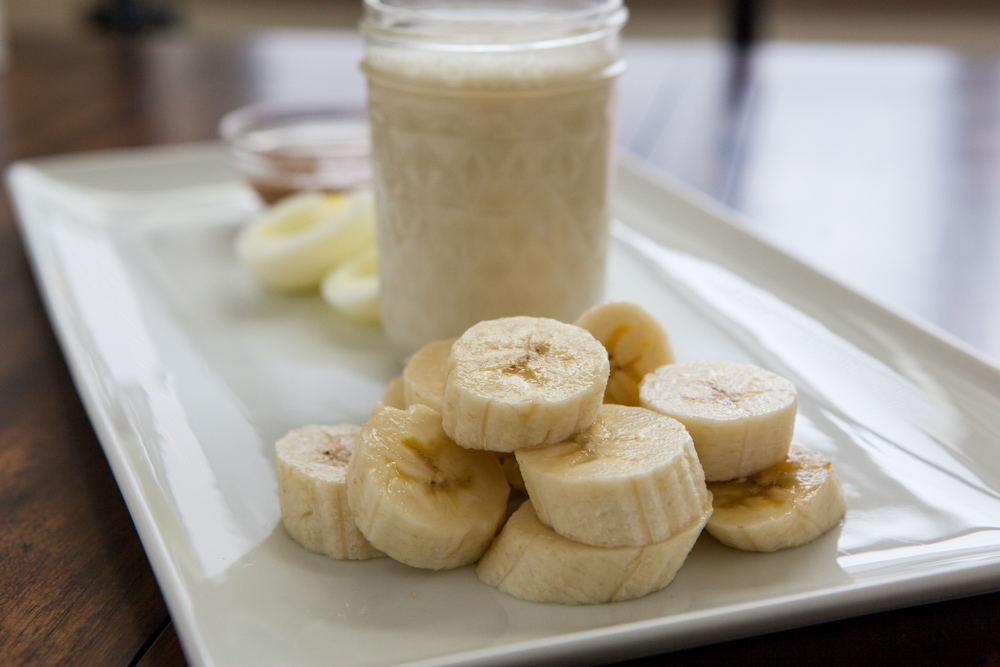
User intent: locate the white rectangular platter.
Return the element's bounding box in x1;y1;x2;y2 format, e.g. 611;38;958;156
9;143;1000;667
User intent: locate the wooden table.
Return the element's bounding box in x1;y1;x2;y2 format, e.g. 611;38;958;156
1;30;998;667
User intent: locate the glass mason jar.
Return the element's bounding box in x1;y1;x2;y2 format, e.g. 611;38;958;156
360;0;628;355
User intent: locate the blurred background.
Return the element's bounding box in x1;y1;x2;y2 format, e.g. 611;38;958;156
1;0;995;361
4;0;999;52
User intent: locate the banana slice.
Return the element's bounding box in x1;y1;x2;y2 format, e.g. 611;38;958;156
372;376;406;416
575;301;675;406
516;404;711;547
403;338;457;412
477;500;709;604
235;188;375;292
706;444;846;552
497;452;526;493
639;360;797;482
346;405;509;570
441;316;609;453
320;244;380;325
275;424;384;560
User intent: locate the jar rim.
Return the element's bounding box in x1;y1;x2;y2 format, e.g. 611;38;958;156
361;0;627;45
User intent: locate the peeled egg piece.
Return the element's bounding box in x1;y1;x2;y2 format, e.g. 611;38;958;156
235;189;375;292
321;244;380;325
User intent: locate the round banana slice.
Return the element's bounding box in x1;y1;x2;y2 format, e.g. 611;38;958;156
706;444;846;552
235;188;375;292
639;360;797;482
477;500;709;604
402;338;457;412
320;244;380;325
346;405;509;570
275;424;384;560
575;301;675;406
516;404;711;548
442;316;610;453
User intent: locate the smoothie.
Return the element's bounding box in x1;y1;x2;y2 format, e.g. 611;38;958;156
362;4;626;355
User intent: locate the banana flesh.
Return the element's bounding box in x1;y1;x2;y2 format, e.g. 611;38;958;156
497;452;526;493
403;338;457;413
275;424;384;560
235;189;375;292
639;360;797;482
707;444;846;552
346;405;510;570
371;376;406;416
442;316;610;453
477;500;709;604
382;375;406;409
516;404;711;548
575;301;675;406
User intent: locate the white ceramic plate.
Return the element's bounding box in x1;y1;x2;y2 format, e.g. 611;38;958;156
9;144;1000;667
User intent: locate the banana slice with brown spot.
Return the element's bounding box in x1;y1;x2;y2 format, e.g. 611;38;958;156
706;443;846;551
276;424;384;560
516;404;711;548
441;316;609;453
640;360;797;482
346;405;509;570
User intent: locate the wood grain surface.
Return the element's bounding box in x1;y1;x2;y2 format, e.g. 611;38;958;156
0;30;998;667
0;160;170;664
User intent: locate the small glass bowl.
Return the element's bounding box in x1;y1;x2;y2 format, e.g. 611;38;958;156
220;103;371;204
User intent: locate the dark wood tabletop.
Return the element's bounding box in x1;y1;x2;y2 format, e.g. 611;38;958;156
1;29;998;667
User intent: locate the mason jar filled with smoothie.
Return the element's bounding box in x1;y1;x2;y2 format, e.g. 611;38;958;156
361;0;628;355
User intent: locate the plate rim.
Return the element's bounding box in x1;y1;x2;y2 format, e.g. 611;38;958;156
8;143;1000;667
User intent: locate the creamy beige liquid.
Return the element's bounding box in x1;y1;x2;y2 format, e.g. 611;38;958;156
364;46;622;355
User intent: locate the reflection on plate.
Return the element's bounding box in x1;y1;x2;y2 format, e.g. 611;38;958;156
9;144;1000;667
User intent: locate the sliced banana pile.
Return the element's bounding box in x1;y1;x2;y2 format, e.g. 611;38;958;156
275;305;848;604
235;188;381;324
